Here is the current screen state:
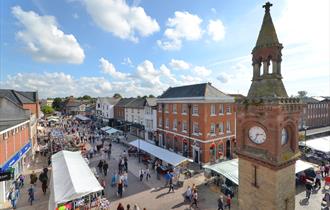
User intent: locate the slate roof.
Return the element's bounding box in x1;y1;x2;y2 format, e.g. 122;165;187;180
159;83;232;100
125;98;145;109
98;97;121;105
0;89;38;105
115;98;136;107
300;97;320;104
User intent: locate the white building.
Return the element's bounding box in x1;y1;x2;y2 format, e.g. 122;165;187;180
96;97;120;122
124;98;145;138
144;98;157;142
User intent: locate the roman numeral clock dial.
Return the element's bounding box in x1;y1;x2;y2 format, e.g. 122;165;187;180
248;126;266;144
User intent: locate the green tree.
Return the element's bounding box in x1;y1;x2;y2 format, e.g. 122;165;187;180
148;94;155;98
82;95;91;100
41;105;54;115
297;91;308;98
113;93;122;98
52;97;63;111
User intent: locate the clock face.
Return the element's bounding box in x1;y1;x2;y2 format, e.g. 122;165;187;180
281;128;288;145
248;126;266;144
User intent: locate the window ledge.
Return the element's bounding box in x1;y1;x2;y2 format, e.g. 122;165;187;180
182;130;187;133
192;114;199;117
210;114;216;117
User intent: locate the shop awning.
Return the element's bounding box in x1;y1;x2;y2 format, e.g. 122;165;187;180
295;160;314;174
75;114;90;121
129;139;192;166
105;128;123;135
49;151;103;210
304;136;330;153
204;159;316;186
203;159;239;185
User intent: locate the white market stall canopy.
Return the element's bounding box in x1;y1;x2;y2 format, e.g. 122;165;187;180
129;139;192;166
75;114;90;121
49;150;103;210
204;159;315;186
204;159;239;185
304;136;330;153
106;128;123;135
100;126;111;131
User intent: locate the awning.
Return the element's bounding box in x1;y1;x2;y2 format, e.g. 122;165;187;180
100;126;111;131
129;139;192;166
203;159;239;185
203;159;314;186
48;151;103;210
304;136;330;153
75;114;90;121
105;128;123;135
295;160;314;174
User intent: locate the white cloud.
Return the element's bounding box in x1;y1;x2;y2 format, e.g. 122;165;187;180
169;59;191;70
99;57;129;80
179;75;203;85
157;11;203;50
207;19;225;41
193;66;212;77
85;0;159;42
121;57;133;67
136;60;161;86
216;73;229;83
12;6;85;64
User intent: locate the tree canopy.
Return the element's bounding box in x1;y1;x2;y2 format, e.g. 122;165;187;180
297;91;308;98
41;105;54;115
52;97;63;111
113;93;122;98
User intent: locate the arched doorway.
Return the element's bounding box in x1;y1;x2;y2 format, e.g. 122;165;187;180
226;139;231;159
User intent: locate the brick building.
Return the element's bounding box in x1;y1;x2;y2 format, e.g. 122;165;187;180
300;96;330;129
157;83;236;164
0;95;31;207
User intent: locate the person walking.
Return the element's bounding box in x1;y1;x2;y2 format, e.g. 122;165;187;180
107;146;111;159
39;172;48;195
218;195;224;210
321;164;326;178
314;171;322;190
117;180;123;198
103;161;109;176
124;158;128;172
28;185;35;205
123;172;128;188
190;190;198;208
185;186;192;202
305;180;313;201
8;188;18;209
145;168;151;181
224;194;231;209
97;160;104;175
139;169;144;181
168;176;174;193
30;171;38;186
126;204;131;210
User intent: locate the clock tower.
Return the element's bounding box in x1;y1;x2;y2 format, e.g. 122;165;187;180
236;2;302;210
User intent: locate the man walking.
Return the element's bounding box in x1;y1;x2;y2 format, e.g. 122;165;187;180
168;176;174;193
217;195;224;210
103;161;109;176
28;185;35;205
39;172;48;195
8;188;18;209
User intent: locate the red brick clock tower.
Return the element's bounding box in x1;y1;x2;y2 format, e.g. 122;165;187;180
236;2;302;210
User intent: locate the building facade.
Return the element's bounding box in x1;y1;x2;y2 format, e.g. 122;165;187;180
300;96;330;130
144;98;157;142
124;98;145;138
96;97;120;122
157;83;236;164
0;96;31;207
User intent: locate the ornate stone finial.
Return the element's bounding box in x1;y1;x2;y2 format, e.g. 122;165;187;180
263;2;273;13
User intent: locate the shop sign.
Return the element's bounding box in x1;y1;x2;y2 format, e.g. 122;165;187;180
0;171;11;182
0;141;31;172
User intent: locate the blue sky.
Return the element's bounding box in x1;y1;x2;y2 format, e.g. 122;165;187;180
0;0;329;98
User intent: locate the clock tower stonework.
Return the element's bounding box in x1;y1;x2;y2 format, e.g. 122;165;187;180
236;2;302;210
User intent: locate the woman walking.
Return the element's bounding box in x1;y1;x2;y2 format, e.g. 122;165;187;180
117;180;123;198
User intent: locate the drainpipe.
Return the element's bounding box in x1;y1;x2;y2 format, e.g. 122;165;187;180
188;104;192;159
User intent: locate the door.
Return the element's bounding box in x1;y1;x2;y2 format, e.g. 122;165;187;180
194;149;199;163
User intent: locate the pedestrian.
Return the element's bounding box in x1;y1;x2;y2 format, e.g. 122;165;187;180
117;203;124;210
314;171;322;190
185;186;192;202
190;190;198;208
225;194;231;209
28;185;35;205
97;160;104;175
217;195;224;210
305;180;313;201
133;204;140;210
100;178;106;196
8;188;18;209
325;163;330;177
127;204;131;210
19;174;25;188
321;164;326;178
117;180;123;198
145;168;151;181
168;177;174;193
139;169;144;181
156;165;161;180
39;172;48;195
103;161;109;176
123;172;128;187
30;171;37;186
124;158;128;172
107;147;111;159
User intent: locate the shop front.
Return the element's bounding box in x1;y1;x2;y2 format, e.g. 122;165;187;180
0;141;31;206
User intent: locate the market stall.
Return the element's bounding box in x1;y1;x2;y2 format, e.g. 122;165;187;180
48;150;107;210
75;114;91;122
